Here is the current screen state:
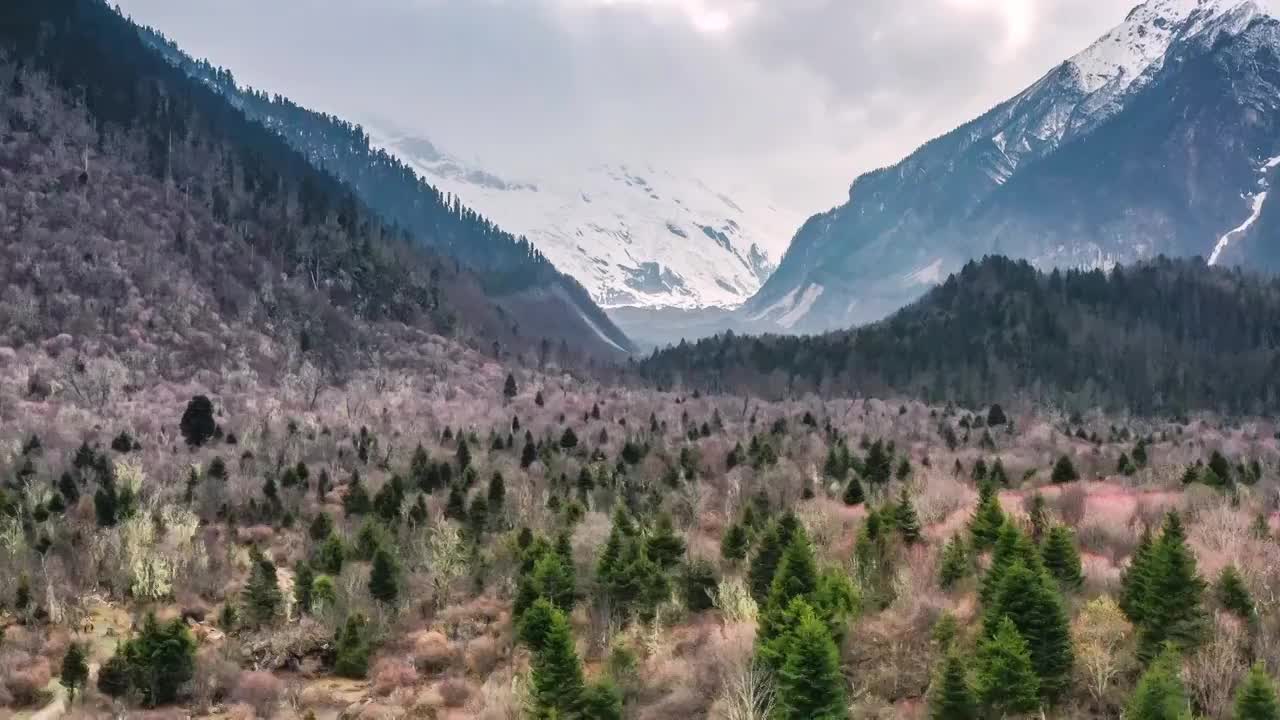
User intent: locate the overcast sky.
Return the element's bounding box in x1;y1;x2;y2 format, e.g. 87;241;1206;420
116;0;1136;212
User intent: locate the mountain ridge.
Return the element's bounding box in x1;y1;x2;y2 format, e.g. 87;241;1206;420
743;0;1280;336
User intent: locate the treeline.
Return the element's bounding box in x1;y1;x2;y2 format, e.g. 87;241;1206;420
639;256;1280;415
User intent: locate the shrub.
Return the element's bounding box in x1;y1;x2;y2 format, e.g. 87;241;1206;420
438;678;474;708
371;658;419;696
231;671;283;718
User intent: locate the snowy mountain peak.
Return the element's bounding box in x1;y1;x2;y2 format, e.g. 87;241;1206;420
1069;0;1265;94
366;127;801;310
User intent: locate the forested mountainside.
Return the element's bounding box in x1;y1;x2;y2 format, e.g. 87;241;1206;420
0;0;629;367
640;256;1280;415
135;24;634;354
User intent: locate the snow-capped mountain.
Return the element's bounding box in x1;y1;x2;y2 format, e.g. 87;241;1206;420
366;129;802;310
746;0;1280;334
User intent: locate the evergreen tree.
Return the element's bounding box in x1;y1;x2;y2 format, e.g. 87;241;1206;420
1234;663;1280;720
368;548;400;605
895;486;922;544
645;513;686;569
1121;525;1156;625
930;651;979;720
682;558;719;612
521;438;538;468
294;561;315;615
748;522;788;604
487;471;506;516
1216;564;1255;619
503;373;518;400
1041;524;1085;591
97;651;131;699
309;512;334;542
444;483;467;521
1028;492;1048;543
864;439;893;485
1051;455;1079;484
59;643;89;702
980;521;1041;604
317;534;345;575
721;523;750;563
1140;512;1207;660
343;473;372;516
530;607;586;718
985;562;1074;701
842;473;865;506
456;436;472;470
334;614;371;679
242;556;283;627
969;481;1005;550
180;395;217;447
774;600;847;720
1127;646;1192;720
560;427;579;450
974;616;1040;716
519;597;558;652
939;534;970;590
581;679;625;720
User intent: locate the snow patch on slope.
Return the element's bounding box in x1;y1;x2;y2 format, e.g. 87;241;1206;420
776;285;824;329
1209;153;1280;264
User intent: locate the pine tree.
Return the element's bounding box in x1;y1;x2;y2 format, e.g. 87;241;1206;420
981;521;1040;604
682;558;719;612
939;534;970;590
521;438;538;468
519;597;558;652
180;395;217;447
294;561;315;615
582;679;625;720
895;486;922;544
721;523;750;563
487;471;506;517
334;614;371;679
530;607;586;718
59;643;89;701
343;473;371;516
1028;492;1048;543
645;513;687;569
503;373;518;399
1234;663;1280;720
842;474;865;506
930;651;979;720
974;616;1040;716
242;556;283;627
775;600;847;720
749;522;788;604
1127;646;1192;720
1216;564;1255;619
1051;455;1079;484
1140;512;1207;660
1120;525;1156;624
969;481;1005;550
97;651;131;699
560;427;579;450
985;562;1074;701
368;548;400;605
309;512;334;542
1041;524;1085;591
757;531;821;669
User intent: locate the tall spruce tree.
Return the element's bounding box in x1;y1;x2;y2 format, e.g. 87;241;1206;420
1051;455;1080;484
1120;525;1156;624
774;600;847;720
969;481;1005;550
895;486;922;544
530;607;586;718
930;651;979;720
974;616;1040;716
1127;646;1192;720
368;548;400;605
1140;512;1207;660
985;562;1074;701
939;534;970;590
1041;524;1085;591
1216;564;1255;619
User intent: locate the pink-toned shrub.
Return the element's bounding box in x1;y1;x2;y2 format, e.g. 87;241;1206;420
412;630;456;673
372;657;419;695
465;636;500;676
231;670;283;718
438;677;474;708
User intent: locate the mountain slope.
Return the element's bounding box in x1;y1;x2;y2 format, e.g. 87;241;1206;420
136;27;634;355
0;0;613;375
747;0;1280;334
640;256;1280;415
367;128;800;310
